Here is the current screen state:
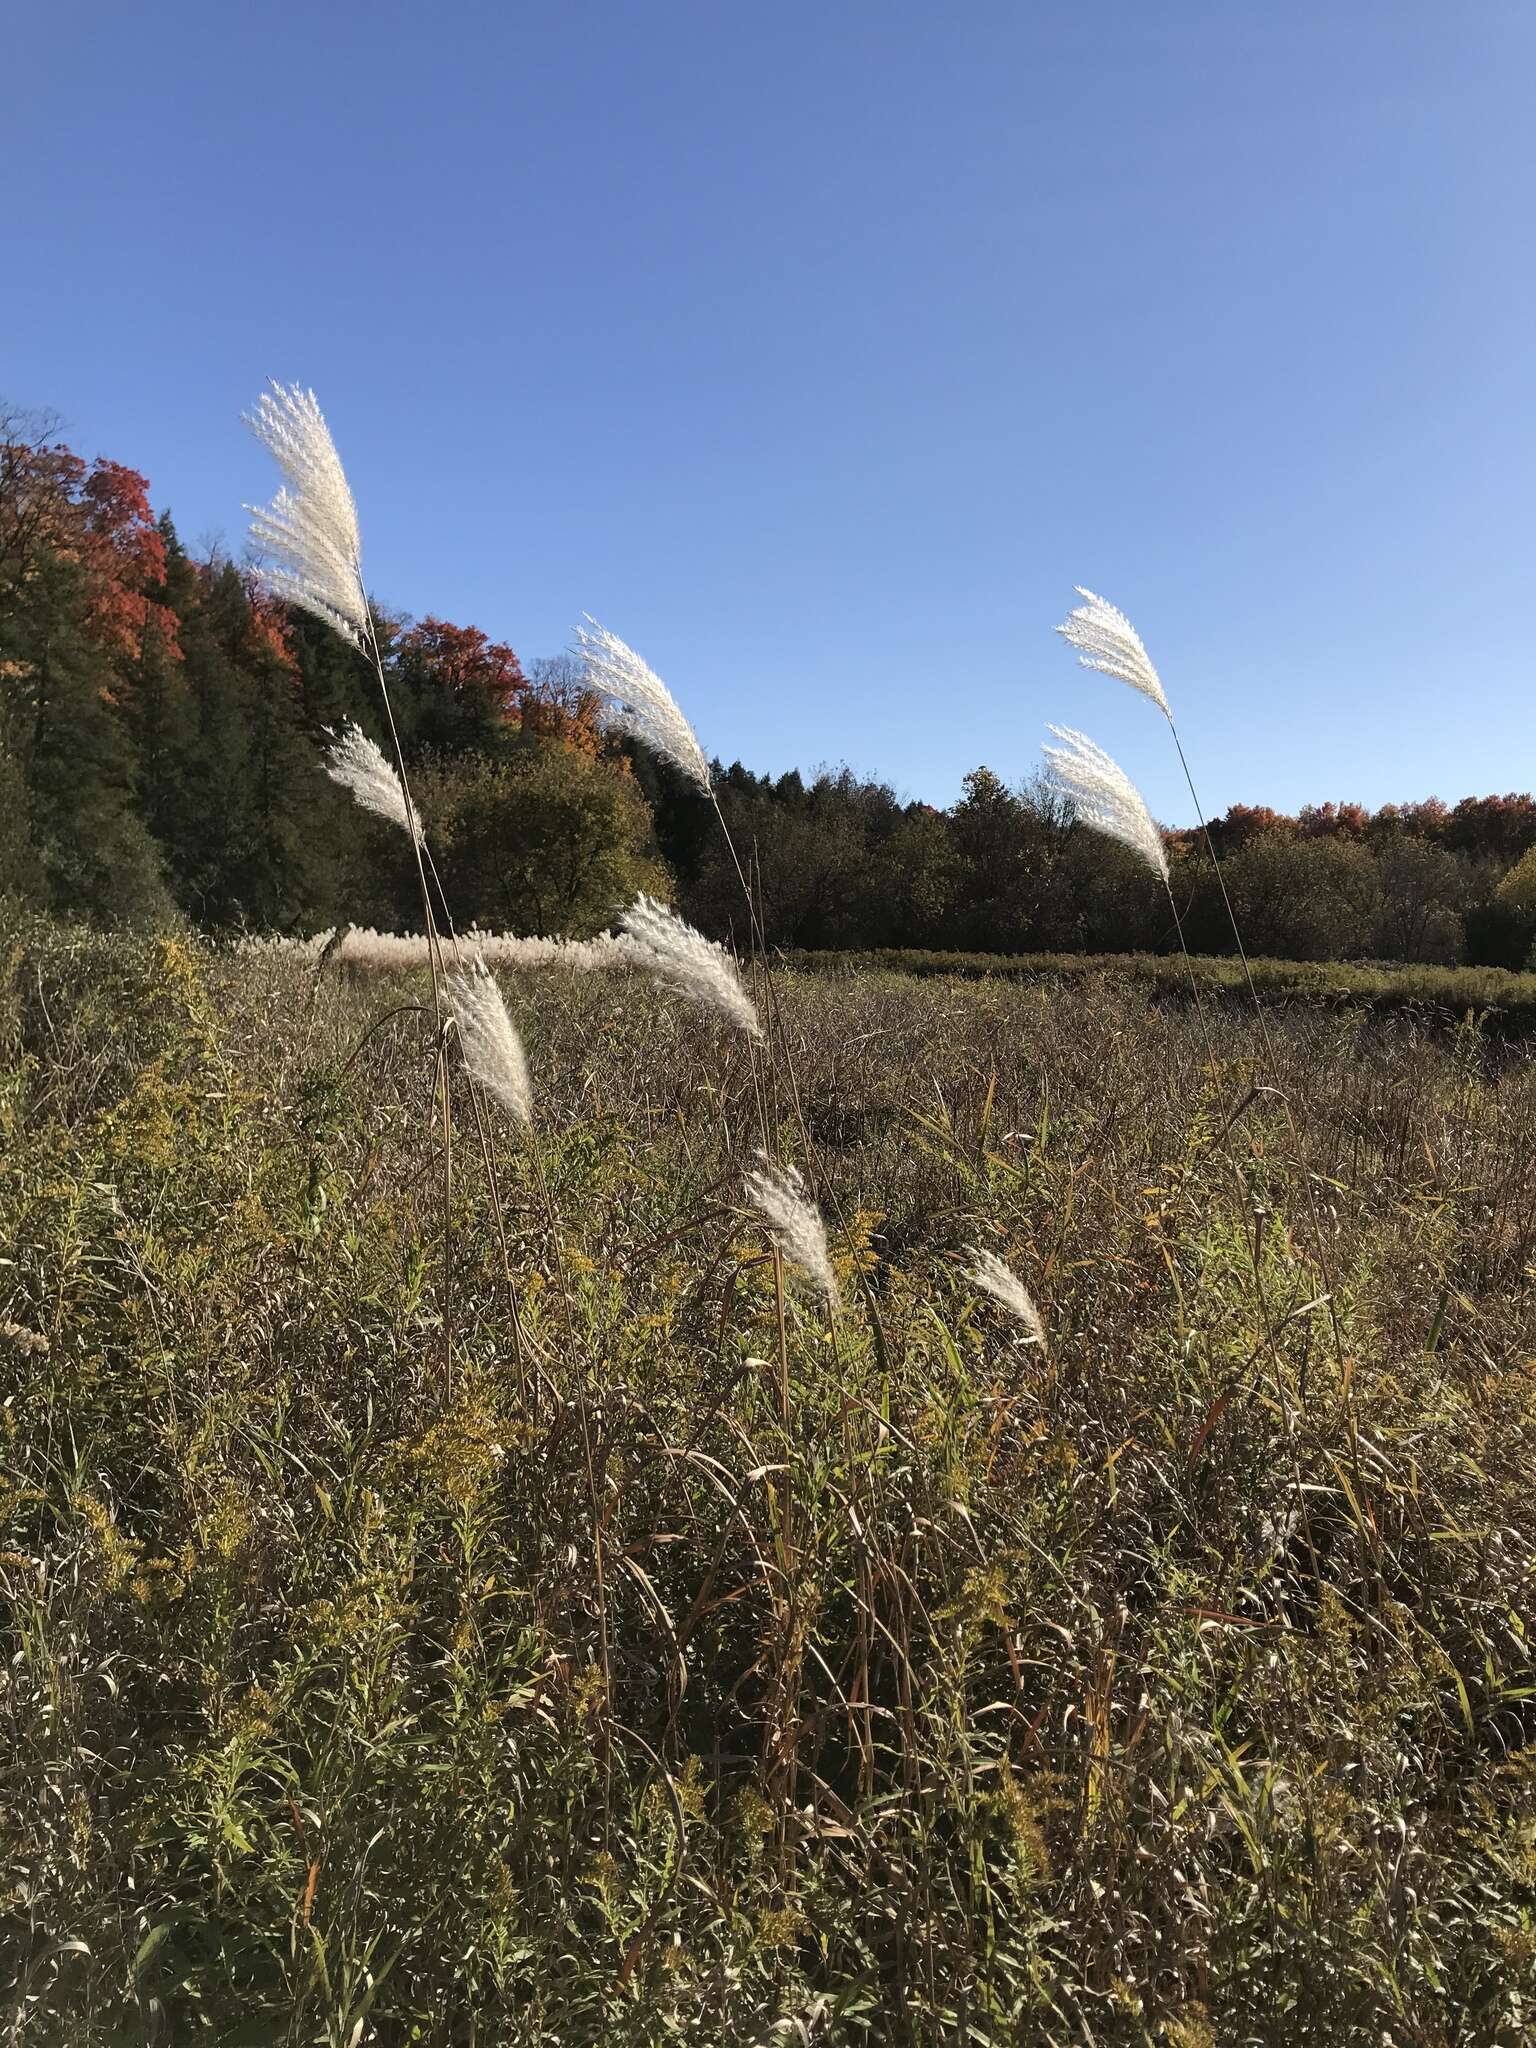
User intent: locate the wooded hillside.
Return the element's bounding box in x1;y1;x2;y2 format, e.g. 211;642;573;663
5;404;1536;969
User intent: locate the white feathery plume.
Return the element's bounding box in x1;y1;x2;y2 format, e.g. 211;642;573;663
1042;725;1170;884
618;893;762;1038
1056;588;1171;719
446;957;533;1127
965;1248;1047;1346
240;927;634;974
245;383;369;647
573;618;712;794
324;723;422;845
744;1153;839;1308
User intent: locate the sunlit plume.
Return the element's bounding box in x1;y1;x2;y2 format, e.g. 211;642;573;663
573;617;712;794
744;1153;839;1307
446;956;533;1127
1042;725;1170;884
245;382;369;647
618;893;761;1038
1056;587;1171;719
323;723;421;845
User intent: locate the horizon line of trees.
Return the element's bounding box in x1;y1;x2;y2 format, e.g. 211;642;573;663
5;402;1536;972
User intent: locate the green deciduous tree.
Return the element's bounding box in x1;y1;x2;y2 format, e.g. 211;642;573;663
417;742;668;937
1372;841;1473;964
1198;834;1382;962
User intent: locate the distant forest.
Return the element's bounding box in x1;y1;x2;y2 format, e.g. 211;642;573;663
5;404;1536;969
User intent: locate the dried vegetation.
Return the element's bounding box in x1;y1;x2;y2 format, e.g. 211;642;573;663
3;922;1535;2043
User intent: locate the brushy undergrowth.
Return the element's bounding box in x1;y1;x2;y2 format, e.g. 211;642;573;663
3;920;1536;2044
786;947;1536;1033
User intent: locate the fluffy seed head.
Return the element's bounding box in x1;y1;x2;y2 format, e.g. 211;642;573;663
1042;725;1169;884
573;618;711;794
324;723;421;844
965;1248;1046;1346
242;927;633;974
245;383;368;647
1056;587;1170;719
743;1153;839;1308
618;894;761;1038
446;957;533;1127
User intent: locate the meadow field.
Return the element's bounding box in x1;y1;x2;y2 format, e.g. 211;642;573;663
4;920;1535;2044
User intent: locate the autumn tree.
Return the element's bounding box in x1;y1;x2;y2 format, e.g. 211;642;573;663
1441;794;1536;864
1196;803;1297;857
0;413;172;922
523;653;605;753
394;616;528;756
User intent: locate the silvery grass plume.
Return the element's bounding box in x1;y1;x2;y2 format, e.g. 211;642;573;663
324;723;422;845
1056;587;1171;720
240;927;631;974
446;957;533;1127
744;1153;839;1308
965;1248;1047;1347
618;893;762;1039
245;383;369;647
1042;725;1169;884
573;618;712;794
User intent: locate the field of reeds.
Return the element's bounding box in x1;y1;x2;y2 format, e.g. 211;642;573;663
4;915;1536;2045
785;948;1536;1033
247;929;1536;1037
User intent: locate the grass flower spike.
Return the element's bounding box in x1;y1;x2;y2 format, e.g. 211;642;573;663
1056;587;1170;719
744;1153;839;1307
245;383;368;647
324;723;422;844
965;1248;1046;1346
447;957;533;1127
574;618;712;794
1043;725;1169;883
618;893;761;1038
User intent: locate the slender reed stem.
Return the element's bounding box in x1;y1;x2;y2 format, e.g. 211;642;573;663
1167;715;1349;1377
356;615;458;1396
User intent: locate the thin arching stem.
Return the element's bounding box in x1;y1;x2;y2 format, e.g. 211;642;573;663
359;615;445;1016
357;608;456;1394
1166;713;1349;1381
1161;874;1217;1068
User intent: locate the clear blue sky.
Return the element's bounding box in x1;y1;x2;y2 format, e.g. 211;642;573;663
7;1;1533;823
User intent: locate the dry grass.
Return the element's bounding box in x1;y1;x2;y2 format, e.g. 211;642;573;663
239;927;633;975
3;919;1536;2043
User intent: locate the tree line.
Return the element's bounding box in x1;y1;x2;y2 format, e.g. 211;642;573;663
657;763;1536;968
5;405;1536;970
